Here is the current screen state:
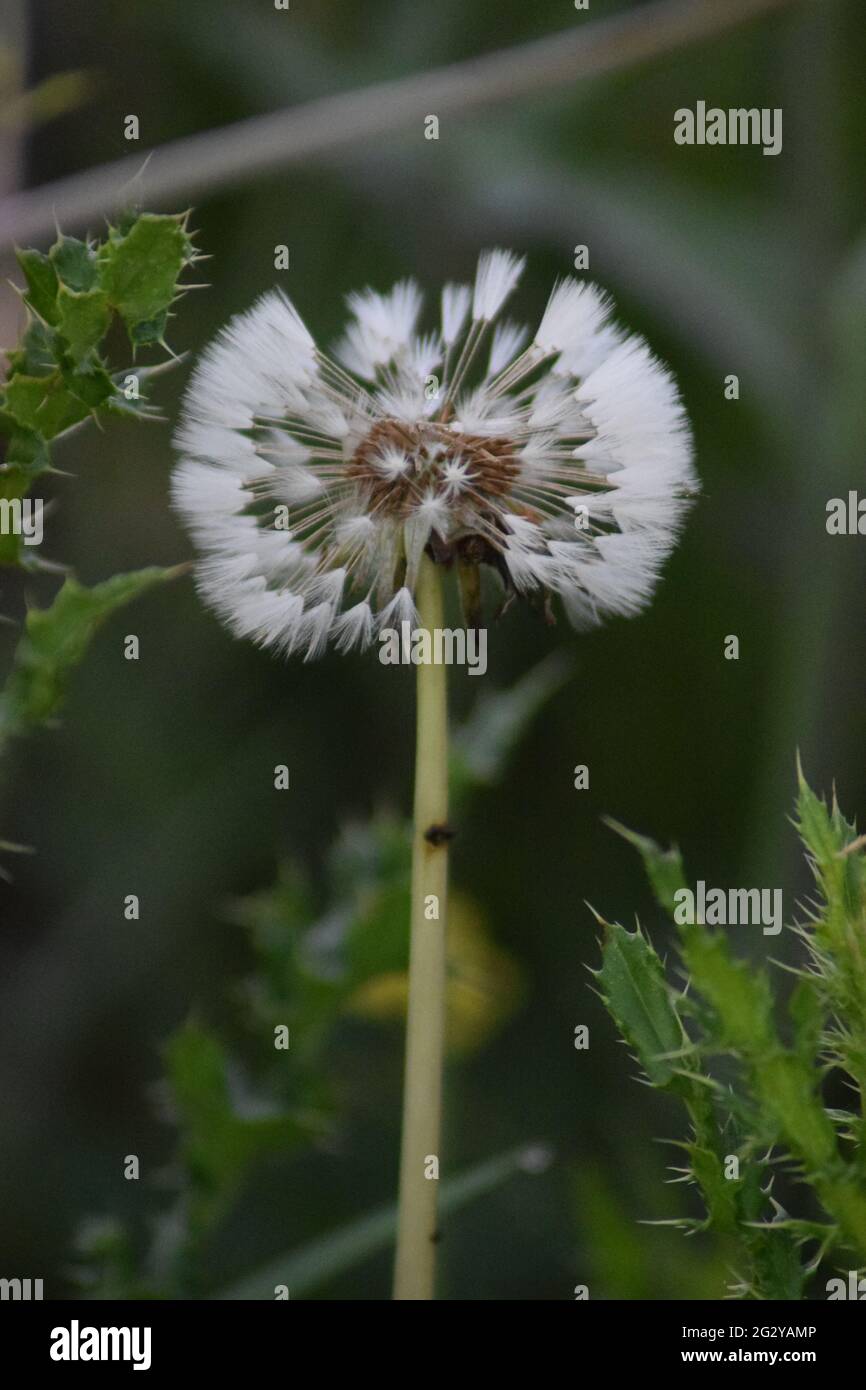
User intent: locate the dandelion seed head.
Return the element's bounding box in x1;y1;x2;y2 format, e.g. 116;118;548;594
173;253;698;657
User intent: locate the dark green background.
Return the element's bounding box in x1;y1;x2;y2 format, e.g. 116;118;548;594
1;0;864;1298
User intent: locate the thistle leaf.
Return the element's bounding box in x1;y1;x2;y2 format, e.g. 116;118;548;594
56;284;111;363
603;818;688;918
164;1019;312;1241
99;213;194;345
0;567;181;743
597;922;686;1089
15;247;60;324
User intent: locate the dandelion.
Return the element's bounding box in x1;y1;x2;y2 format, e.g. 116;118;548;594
172;250;698;1299
172;249;696;654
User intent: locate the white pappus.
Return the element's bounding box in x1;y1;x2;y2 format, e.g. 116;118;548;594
172;249;698;659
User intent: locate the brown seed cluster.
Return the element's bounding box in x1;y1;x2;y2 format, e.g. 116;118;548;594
348;417;520;520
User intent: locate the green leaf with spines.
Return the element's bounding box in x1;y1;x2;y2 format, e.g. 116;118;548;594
687;1142;739;1234
757;1051;838;1171
15;247;60;324
7;318;61;377
597;922;688;1090
0;211;199;545
49;235;98;293
603;818;688;918
99;212;194;345
598;771;866;1292
0;567;181;744
3;370;91;438
56;284;111;363
794;766;866;1126
678;924;776;1055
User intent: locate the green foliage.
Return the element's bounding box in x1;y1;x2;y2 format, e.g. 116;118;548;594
572;1161;730;1300
0;207;199;874
1;211;198;568
163;1019;317;1245
596;923;687;1090
598;773;866;1298
602;818;687;918
0;568;181;746
99;213;195;346
450;650;572;801
72;657;559;1298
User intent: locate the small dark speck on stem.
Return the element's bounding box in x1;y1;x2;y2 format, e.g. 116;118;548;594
424;823;457;847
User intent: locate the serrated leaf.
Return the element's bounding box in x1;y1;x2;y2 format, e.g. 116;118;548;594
0;567;179;742
62;361;115;411
603;818;688;918
796;767;856;867
0;452;48;566
748;1222;808;1300
759;1051;837;1171
598;922;685;1088
56;284;110;363
6;318;61;377
164;1019;311;1239
687;1143;738;1234
49;235;98;293
15;247;60;324
679;924;776;1055
3;370;91;438
0;430;49;475
130;312;169;347
796;767;865;940
100;213;192;343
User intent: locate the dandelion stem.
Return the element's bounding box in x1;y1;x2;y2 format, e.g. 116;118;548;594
393;555;449;1300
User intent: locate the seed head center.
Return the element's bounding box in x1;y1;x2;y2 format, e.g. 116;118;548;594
349;417;519;519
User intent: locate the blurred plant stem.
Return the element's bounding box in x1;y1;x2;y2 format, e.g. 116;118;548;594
0;0;801;249
393;556;449;1300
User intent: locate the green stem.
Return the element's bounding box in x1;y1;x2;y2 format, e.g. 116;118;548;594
393;555;449;1300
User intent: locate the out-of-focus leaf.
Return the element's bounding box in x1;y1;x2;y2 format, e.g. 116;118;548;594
164;1019;312;1239
0;567;181;743
788;976;823;1065
451;651;572;797
572;1162;728;1300
72;1218;146;1301
218;1144;550;1299
0;70;92;136
346;890;523;1055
